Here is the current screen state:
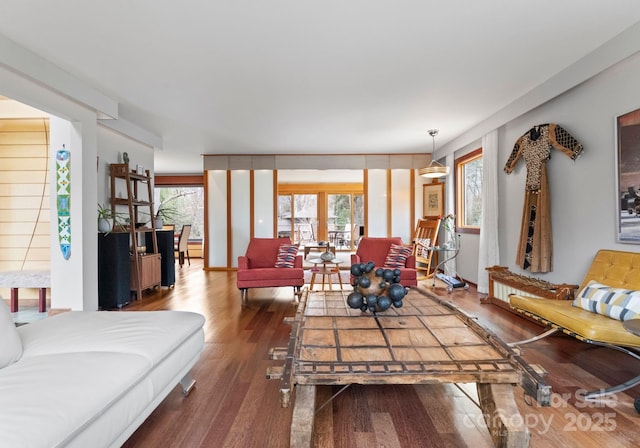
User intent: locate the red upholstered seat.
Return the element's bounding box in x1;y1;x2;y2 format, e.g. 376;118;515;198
237;237;304;302
351;237;417;287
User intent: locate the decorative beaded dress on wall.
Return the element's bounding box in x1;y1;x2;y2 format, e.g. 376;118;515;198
504;123;583;272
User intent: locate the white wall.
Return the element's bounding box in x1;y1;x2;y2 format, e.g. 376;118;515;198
97;126;155;207
0;46;158;310
498;51;640;284
450;51;640;287
0;71;100;310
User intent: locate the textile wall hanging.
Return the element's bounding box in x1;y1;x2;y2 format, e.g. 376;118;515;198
505;123;583;273
56;145;71;260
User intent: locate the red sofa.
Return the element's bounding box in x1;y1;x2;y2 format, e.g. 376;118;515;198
351;237;418;287
237;237;304;303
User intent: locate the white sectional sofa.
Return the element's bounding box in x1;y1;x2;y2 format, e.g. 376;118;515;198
0;299;205;448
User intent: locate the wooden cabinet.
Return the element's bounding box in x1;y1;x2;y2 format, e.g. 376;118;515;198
109;163;161;298
130;253;161;291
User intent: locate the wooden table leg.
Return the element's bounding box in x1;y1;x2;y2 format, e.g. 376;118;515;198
310;272;317;290
477;383;530;448
291;385;316;448
335;268;343;289
10;288;18;312
38;288;46;313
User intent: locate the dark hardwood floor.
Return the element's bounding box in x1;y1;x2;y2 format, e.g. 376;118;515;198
121;259;640;447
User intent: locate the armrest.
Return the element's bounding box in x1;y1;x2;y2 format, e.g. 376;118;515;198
238;256;249;270
294;255;303;268
405;254;416;269
351;254;361;265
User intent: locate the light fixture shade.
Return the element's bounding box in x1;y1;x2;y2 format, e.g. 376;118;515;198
420;128;448;177
419;160;449;178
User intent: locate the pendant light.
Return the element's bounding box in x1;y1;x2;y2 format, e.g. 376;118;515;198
419;129;449;178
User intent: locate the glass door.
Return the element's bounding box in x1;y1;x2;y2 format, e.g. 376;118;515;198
294;194;317;244
328;193;364;250
277;195;293;239
278;194;318;245
278;190;363;251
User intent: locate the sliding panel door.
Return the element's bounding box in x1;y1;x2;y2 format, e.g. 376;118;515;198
391;169;412;242
231;171;250;268
253;170;274;237
207;170;227;267
366;169;388;236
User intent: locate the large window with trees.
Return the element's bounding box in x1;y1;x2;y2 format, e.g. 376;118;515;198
455;148;483;234
154;186;204;242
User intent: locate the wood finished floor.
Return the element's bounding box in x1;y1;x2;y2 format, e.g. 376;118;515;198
121;259;640;448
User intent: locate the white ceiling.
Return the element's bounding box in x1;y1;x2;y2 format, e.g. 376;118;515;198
1;1;640;173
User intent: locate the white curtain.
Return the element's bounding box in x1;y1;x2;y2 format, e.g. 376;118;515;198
444;152;456;277
477;129;500;293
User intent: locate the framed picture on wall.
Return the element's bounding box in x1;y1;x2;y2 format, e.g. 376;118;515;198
616;107;640;244
423;182;444;218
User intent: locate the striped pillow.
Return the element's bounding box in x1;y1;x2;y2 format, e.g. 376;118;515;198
384;243;413;269
572;280;640;321
274;244;299;268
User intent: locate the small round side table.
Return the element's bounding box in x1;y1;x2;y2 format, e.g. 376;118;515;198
308;258;343;291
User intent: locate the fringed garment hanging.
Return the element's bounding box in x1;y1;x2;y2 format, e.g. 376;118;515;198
504;123;583;272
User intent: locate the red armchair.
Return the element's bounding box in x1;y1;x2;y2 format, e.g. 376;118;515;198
237;237;304;303
351;237;418;287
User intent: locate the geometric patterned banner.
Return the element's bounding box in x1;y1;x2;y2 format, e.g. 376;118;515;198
56;145;71;260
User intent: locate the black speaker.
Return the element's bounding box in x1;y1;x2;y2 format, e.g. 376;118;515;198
147;230;176;287
98;232;131;309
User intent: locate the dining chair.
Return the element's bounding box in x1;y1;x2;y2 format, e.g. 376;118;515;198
175;224;192;267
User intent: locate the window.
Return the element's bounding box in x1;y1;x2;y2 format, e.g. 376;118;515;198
327;193;364;249
455;148;482;234
153;186;205;241
277;183;364;250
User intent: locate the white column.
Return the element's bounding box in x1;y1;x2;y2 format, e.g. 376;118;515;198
49;115;98;310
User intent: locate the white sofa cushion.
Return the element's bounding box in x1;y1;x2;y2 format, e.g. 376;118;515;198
0;310;205;448
18;310;204;363
0;351;151;447
0;297;22;369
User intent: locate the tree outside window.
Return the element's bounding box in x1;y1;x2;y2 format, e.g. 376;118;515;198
154;186;204;240
455;148;482;233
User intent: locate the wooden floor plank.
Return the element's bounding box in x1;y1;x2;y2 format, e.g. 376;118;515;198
121;260;640;448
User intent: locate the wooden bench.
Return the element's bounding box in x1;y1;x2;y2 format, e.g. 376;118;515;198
0;271;50;313
505;250;640;401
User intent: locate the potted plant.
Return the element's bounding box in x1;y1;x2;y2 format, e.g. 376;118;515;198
98;203;116;233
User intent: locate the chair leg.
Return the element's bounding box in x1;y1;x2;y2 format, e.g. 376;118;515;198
186;249;190;266
240;288;248;304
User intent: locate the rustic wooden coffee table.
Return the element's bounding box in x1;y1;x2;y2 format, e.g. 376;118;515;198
269;288;550;447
